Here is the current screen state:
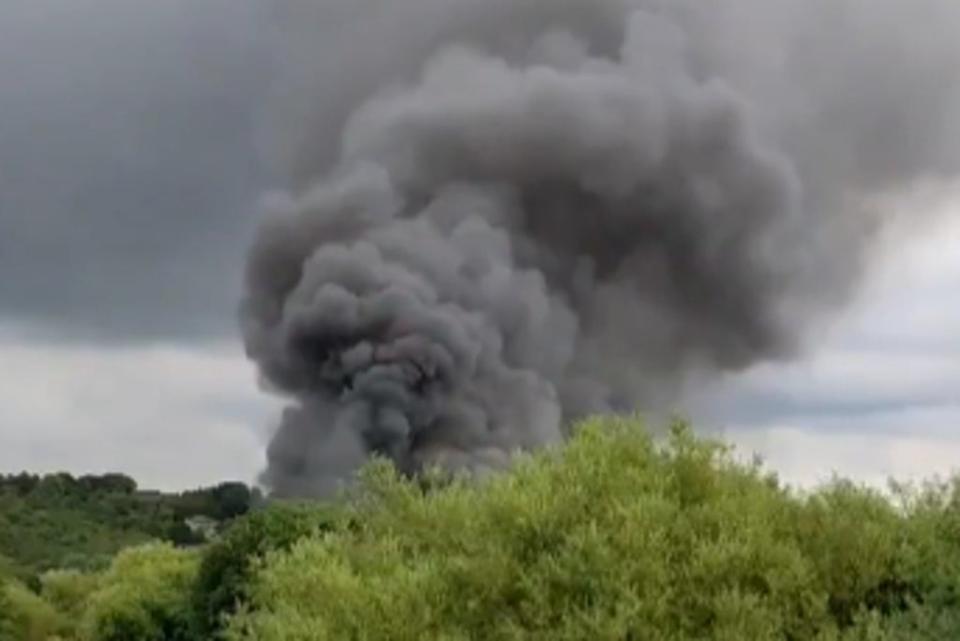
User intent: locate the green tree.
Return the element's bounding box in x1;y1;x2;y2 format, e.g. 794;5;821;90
79;543;199;641
0;473;252;582
222;417;960;641
0;578;68;641
0;574;12;641
192;501;344;638
211;483;253;521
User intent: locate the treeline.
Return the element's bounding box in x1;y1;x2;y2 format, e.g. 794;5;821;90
0;473;257;521
4;418;960;640
0;472;260;584
0;473;138;497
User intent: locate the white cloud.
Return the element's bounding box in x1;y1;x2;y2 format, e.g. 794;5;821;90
0;336;281;490
727;412;960;488
700;195;960;487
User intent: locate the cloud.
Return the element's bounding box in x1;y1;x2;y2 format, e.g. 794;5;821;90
0;328;279;490
698;206;960;485
0;0;270;340
729;413;960;488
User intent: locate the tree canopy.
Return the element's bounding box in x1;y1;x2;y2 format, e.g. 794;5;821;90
3;417;960;640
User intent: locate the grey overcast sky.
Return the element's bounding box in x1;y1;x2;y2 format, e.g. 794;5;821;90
0;0;958;490
0;0;270;340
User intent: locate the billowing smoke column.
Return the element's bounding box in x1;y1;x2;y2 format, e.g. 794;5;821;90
241;0;960;497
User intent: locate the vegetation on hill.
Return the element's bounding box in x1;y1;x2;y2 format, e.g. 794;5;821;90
3;417;960;640
0;473;259;583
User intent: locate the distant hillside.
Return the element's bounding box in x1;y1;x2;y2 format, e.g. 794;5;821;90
0;472;259;583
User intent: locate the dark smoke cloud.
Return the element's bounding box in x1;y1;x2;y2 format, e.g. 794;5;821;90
242;0;960;496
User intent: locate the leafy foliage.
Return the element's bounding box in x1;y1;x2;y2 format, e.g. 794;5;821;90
0;574;13;641
0;577;68;641
191;502;345;638
224;417;960;641
77;544;199;641
5;417;960;640
39;570;101;625
0;474;259;582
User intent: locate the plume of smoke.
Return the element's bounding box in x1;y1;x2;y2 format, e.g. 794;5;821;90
241;0;960;497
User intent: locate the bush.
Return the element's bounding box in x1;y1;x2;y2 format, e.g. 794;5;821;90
223;417;960;641
0;578;67;641
78;543;199;641
4;416;960;640
191;501;345;638
40;568;101;627
0;576;12;641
